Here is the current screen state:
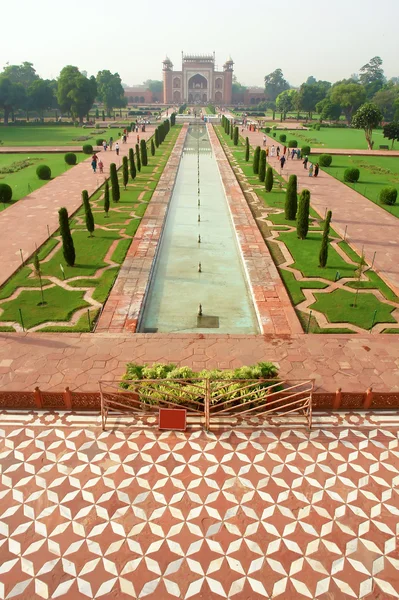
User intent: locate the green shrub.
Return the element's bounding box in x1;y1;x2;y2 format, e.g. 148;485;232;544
344;167;360;183
313;123;321;131
36;164;51;180
288;140;298;148
272;132;276;138
265;127;271;133
279;134;287;143
319;154;333;167
301;145;311;156
0;183;12;203
379;187;397;205
82;144;93;154
96;138;104;146
64;152;77;166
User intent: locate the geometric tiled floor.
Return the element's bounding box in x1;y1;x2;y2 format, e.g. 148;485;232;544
0;414;398;599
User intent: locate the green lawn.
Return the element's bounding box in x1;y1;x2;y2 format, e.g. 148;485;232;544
0;125;120;147
0;125;182;331
0;153;87;209
264;127;388;150
215;124;399;334
320;155;399;218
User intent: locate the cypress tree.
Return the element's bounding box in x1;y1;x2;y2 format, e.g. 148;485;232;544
230;121;234;139
104;181;110;216
319;210;332;267
129;147;136;180
284;174;298;220
140;139;148;166
259;150;266;182
265;166;274;192
102;110;105;121
297;189;310;239
245;137;250;161
110;163;120;202
226;120;230;135
151;139;155;156
155;128;160;147
253;146;261;174
58;207;75;267
82;189;89;212
136;144;141;171
122;156;129;189
233;126;239;146
85;200;95;237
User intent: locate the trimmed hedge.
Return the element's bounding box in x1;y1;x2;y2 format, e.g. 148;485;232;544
301;145;311;156
96;138;104;146
64;152;77;166
279;134;287;143
36;165;51;180
265;127;271;133
344;167;360;183
0;183;12;203
379;187;397;205
319;154;333;167
82;144;93;154
288;140;298;148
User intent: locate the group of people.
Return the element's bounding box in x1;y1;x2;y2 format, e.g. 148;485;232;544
303;155;320;177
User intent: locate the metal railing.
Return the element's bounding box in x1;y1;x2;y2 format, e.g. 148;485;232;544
99;378;314;431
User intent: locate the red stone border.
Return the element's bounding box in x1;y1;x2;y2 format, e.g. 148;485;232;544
208;125;302;335
96;124;189;333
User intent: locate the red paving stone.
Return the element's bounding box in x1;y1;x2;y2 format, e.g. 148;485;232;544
0;413;398;599
0;332;398;393
243;127;399;296
0;128;156;288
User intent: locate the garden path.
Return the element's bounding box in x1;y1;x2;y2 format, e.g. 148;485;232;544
0;127;156;288
241;127;399;295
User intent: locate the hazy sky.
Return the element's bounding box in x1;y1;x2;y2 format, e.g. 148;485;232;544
1;0;397;87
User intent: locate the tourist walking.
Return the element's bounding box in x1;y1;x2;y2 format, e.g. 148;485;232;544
102;140;107;151
303;155;309;169
270;145;276;157
308;163;314;177
137;134;140;144
314;163;320;177
91;153;98;173
276;146;280;158
283;145;287;156
98;159;104;174
291;148;296;159
115;142;120;156
123;134;127;143
280;155;286;169
263;135;266;147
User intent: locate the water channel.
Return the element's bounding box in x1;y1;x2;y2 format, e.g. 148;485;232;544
138;124;260;334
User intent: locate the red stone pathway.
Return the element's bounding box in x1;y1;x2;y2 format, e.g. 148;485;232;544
0;414;398;599
0;128;156;288
243;127;399;295
0;332;399;393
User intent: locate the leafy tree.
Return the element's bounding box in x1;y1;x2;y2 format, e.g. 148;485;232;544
58;207;75;267
110;163;120;202
151;138;155;156
319;210;332;267
360;56;385;98
143;79;163;93
297;190;310;239
265;166;273;192
140;139;148;166
296;82;330;118
372;84;399;120
233;126;239;145
136;144;141;171
122;156;129;190
258;150;266;182
352;103;383;149
383;121;399;149
129;147;136;179
316;98;342;122
252;146;261;174
104;181;110;216
85;199;95;237
306;76;317;85
330;83;366;123
245;137;250;161
264;68;289;101
96;70;126;113
232;74;247;94
276;89;297;119
0;77;26;124
26;80;55;117
285;175;298;220
2;62;39;88
57;66;97;124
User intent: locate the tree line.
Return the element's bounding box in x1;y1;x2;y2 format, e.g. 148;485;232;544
0;62;127;124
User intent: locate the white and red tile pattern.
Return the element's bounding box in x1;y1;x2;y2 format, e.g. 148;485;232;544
0;413;398;599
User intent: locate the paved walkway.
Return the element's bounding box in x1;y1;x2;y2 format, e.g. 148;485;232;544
0;331;398;393
0;128;155;288
0;146;96;153
243;127;399;295
0;415;398;599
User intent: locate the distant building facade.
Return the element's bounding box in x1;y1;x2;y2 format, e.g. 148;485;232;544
163;53;233;105
124;86;161;104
